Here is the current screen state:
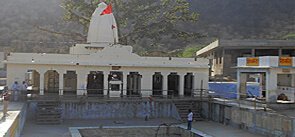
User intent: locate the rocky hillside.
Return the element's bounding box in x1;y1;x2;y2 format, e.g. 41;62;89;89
0;0;294;53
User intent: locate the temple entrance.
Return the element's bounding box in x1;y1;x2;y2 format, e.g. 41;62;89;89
44;70;59;94
25;70;40;94
64;71;77;95
108;71;123;97
184;73;194;97
127;72;142;97
87;71;104;96
239;72;266;100
168;72;179;97
152;72;163;96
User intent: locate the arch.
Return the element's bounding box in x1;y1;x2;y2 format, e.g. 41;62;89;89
184;73;194;97
25;70;40;94
152;72;163;96
44;70;59;94
168;72;179;97
64;71;77;95
127;72;142;97
87;71;104;96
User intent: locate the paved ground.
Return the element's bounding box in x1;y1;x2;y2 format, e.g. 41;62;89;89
21;118;266;137
188;121;265;137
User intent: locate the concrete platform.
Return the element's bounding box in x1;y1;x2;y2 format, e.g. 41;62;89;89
0;102;25;137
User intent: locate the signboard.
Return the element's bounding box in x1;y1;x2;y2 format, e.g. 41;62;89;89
279;57;293;66
112;66;121;70
282;68;291;73
246;57;259;66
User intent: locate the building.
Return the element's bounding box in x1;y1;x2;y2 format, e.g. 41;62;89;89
196;39;295;80
4;2;209;97
237;56;295;103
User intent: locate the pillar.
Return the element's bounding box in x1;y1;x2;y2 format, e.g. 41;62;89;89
266;70;277;102
103;71;110;96
279;49;282;57
179;72;186;96
162;72;169;96
141;71;153;97
39;70;46;95
57;70;65;95
251;49;256;57
238;73;247;100
123;71;128;96
76;70;88;95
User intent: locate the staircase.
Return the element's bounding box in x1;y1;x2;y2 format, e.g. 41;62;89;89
36;101;62;124
174;100;202;121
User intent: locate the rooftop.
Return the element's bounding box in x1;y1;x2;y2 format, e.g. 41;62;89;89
197;39;295;56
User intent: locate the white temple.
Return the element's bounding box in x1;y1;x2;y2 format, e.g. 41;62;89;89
5;2;209;97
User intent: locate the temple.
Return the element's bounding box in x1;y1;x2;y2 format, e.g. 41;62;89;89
4;2;209;97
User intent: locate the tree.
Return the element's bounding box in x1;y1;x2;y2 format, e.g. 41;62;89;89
62;0;200;49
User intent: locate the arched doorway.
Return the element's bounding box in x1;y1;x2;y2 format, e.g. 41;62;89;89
152;72;163;96
64;71;77;95
127;72;142;97
44;70;59;94
25;70;40;94
87;71;104;96
184;73;194;97
168;72;179;97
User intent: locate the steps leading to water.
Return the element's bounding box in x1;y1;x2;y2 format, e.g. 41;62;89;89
36;101;62;124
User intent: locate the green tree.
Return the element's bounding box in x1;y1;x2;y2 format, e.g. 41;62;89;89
62;0;199;47
178;45;204;58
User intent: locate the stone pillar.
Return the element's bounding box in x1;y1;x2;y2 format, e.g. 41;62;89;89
279;49;282;56
39;70;46;95
162;72;169;96
141;71;153;97
179;72;185;96
123;71;129;96
266;70;277;102
103;71;110;96
251;49;256;57
237;72;247;100
57;70;65;95
76;70;88;95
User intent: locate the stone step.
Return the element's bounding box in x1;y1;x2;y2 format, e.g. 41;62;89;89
36;101;63;125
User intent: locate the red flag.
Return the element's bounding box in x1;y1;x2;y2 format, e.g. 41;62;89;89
100;4;112;15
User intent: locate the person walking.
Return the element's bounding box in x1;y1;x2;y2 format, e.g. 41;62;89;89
1;87;10;117
187;109;193;130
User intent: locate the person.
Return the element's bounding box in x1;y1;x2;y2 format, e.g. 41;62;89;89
11;81;20;101
187;109;193;130
20;81;28;101
1;87;10;117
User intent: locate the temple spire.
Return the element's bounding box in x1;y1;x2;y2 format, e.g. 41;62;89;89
87;2;119;45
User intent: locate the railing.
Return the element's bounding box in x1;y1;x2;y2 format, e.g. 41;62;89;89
1;88;273;111
2;88;210;101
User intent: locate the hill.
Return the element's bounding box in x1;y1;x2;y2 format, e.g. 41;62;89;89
0;0;294;54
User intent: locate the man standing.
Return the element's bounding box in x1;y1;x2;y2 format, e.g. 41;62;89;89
11;81;20;101
1;87;10;117
187;109;193;130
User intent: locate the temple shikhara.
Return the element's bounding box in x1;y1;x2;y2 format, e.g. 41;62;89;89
4;2;209;97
